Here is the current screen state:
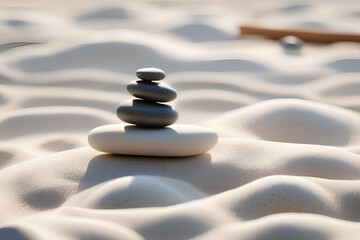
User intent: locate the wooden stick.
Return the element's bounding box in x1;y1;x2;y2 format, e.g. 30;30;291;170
240;25;360;43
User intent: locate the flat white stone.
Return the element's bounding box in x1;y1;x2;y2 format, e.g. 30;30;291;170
88;124;218;157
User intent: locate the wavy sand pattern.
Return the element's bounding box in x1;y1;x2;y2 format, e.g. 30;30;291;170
0;0;360;239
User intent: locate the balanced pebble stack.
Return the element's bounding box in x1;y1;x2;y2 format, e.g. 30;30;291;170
117;68;178;128
88;67;218;157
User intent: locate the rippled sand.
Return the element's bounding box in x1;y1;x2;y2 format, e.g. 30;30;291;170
0;0;360;239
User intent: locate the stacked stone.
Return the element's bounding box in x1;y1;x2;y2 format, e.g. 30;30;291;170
88;67;219;157
116;68;178;128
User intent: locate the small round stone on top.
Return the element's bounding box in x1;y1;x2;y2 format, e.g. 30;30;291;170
136;67;166;81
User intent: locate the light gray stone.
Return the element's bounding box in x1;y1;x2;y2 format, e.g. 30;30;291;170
279;35;303;50
116;99;178;127
88;124;218;156
127;80;177;102
136;68;166;81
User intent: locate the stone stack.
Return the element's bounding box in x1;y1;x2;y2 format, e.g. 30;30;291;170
88;67;219;157
116;68;178;128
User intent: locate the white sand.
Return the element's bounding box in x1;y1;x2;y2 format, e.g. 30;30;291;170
0;0;360;239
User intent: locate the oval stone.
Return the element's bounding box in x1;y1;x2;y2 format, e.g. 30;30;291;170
127;80;177;102
279;35;303;50
136;68;166;81
116;99;178;127
88;124;218;157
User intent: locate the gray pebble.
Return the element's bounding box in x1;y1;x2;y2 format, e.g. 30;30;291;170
279;35;303;50
117;99;178;127
136;68;166;81
127;80;177;102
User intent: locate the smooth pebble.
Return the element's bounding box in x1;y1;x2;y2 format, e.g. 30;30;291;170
136;68;166;81
88;124;218;157
116;99;178;127
127;80;177;102
280;35;303;50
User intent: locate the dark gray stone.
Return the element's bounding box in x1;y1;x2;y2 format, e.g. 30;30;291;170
0;227;29;240
279;36;303;50
116;99;178;127
136;68;166;81
127;80;177;102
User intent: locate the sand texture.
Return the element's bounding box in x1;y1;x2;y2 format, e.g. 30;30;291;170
0;0;360;239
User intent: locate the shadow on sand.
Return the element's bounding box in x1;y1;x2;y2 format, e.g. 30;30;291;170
78;153;213;192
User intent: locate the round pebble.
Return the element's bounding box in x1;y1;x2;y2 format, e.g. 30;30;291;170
136;68;166;81
117;99;178;127
88;124;218;157
127;80;177;102
279;35;303;50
